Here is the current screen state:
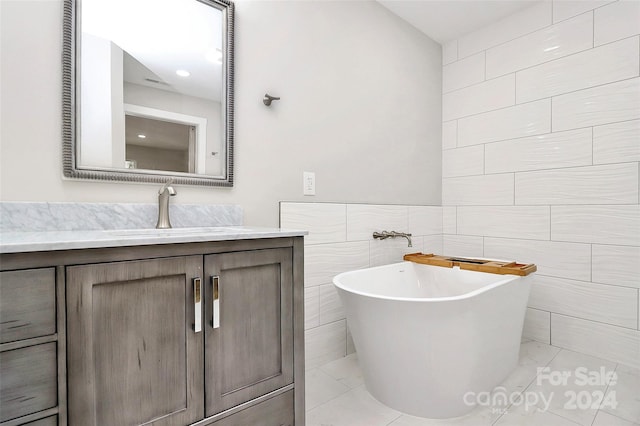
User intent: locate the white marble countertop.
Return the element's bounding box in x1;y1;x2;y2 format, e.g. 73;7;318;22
0;226;308;254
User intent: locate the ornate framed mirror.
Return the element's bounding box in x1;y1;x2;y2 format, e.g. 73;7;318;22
62;0;234;186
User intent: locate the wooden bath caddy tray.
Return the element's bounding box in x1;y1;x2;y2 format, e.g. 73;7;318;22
403;253;537;276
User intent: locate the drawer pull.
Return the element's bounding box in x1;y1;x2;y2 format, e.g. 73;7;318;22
193;278;202;333
211;275;220;329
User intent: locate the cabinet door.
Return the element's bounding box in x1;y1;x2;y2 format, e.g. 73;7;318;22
204;248;293;416
66;256;204;426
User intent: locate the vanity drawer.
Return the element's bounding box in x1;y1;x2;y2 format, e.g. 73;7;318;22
0;343;58;422
0;268;56;343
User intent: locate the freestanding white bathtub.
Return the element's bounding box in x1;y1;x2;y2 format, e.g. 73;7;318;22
333;261;532;418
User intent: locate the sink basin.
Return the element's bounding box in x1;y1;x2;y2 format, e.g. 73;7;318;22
105;227;237;237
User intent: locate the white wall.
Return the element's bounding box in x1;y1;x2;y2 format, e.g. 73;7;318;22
441;0;640;368
78;33;125;168
0;0;442;227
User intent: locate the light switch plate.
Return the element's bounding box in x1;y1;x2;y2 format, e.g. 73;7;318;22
303;171;315;196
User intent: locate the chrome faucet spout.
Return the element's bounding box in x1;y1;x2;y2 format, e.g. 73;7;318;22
159;179;177;196
372;230;412;247
156;179;177;229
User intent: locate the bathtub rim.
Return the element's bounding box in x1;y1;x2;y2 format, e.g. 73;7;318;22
333;261;524;303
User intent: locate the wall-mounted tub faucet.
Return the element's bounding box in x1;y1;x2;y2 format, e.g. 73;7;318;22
373;231;413;247
156;179;177;229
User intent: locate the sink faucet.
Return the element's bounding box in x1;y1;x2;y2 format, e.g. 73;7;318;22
156;179;177;229
372;230;413;247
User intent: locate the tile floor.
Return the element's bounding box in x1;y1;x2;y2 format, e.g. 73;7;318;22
305;340;640;426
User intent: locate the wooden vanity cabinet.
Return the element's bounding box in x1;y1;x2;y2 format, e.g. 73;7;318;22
0;237;304;426
65;256;204;426
204;248;293;417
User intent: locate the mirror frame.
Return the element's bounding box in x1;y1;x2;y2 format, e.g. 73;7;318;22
62;0;235;187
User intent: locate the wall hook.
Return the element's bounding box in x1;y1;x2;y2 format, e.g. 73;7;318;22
263;93;280;106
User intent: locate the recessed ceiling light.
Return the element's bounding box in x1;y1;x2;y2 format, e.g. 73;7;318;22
176;69;191;77
137;134;146;139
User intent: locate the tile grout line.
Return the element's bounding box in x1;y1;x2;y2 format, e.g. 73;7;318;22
457;8;556;63
548;311;640;332
548;205;552;242
596;411;640;426
550;408;591;426
513;172;516;206
590;362;619;426
493;343;563;426
589;243;593;283
549;311;553;346
447;35;637;100
484;49;488;82
385;413;404;426
457;117;639;150
459;160;639;178
305;367;352;411
591;126;594;166
451;80;638;123
305;382;358;415
592;10;595;48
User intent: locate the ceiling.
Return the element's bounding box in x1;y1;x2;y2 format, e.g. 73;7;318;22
82;0;223;102
377;0;541;44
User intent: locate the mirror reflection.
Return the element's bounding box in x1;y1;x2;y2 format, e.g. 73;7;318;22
125;115;193;173
63;0;234;186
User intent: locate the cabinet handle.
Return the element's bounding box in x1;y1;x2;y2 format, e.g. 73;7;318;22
211;275;220;328
193;277;202;333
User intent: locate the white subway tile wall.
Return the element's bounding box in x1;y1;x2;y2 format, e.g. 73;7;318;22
280;202;442;368
443;74;515;121
593;0;640;46
593;119;640;164
516;36;639;103
486;12;593;80
442;52;485;93
456;1;552;58
443;1;640;367
442;120;457;150
442;206;457;234
552;78;640;131
484;128;593;174
515;163;639;205
457;99;551;147
442;234;484;258
552;0;614;23
523;308;551;344
442;144;484;177
529;275;638;328
443;174;515;206
551;205;640;245
484;237;592;281
592;244;640;288
441;39;458;65
457;206;551;240
552;314;640;368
